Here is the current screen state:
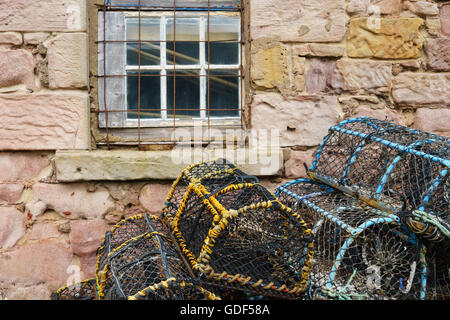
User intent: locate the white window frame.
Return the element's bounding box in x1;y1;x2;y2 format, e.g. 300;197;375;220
98;10;242;129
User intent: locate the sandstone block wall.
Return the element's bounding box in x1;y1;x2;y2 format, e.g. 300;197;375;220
248;0;450;177
0;0;449;299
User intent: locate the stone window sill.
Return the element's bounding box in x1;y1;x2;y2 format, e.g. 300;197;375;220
55;147;283;182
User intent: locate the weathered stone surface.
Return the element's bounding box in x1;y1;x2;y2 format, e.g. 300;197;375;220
0;183;24;204
251;41;305;94
293;44;345;58
24;32;50;45
251;0;346;42
347;17;424;59
0;206;25;249
0;49;35;90
284;149;316;178
305;59;338;93
442;5;450;36
251;93;338;147
0;0;86;32
139;183;172;214
28;222;61;241
46;33;88;89
0;152;50;182
393;73;450;106
0;92;89;150
78;254;98;279
425;38;450;71
25;183;114;220
425;17;441;36
333;59;392;95
0;32;22;45
251;41;289;90
55;148;284;181
404;1;439;16
351;105;404;125
4;283;50;300
0;240;72;286
347;0;402;15
414;108;450;137
69;219;110;257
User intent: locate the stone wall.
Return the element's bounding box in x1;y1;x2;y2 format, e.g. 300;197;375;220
0;0;449;299
251;0;450;179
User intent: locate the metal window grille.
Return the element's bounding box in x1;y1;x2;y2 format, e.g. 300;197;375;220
95;0;244;148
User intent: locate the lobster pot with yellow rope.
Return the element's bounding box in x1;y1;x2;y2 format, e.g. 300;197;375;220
276;179;427;300
52;278;97;300
163;159;314;299
95;214;218;300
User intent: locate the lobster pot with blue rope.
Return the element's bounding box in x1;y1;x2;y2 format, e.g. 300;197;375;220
163;159;314;299
308;117;449;219
306;117;449;299
276;179;426;300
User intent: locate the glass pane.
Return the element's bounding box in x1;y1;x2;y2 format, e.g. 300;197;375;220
167;70;200;118
127;18;160;41
208;16;240;41
207;70;239;117
206;16;240;65
127;42;161;65
167;18;200;65
127;71;161;119
206;42;239;65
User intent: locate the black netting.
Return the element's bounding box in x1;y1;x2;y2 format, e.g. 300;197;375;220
51;279;97;300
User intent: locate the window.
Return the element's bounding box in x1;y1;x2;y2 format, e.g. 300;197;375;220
97;1;243;134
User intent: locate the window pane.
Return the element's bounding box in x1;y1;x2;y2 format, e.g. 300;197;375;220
207;70;239;117
208;16;240;41
167;70;200;118
127;18;160;41
127;71;161;119
206;16;239;65
127;42;161;65
206;42;239;65
167;18;200;65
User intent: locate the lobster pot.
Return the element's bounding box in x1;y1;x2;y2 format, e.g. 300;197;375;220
166;161;314;298
276;179;426;300
309;117;449;219
163;158;259;220
95;214;167;298
97;214;217;300
52;279;97;300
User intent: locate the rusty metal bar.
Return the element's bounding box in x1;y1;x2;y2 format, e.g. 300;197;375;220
96;0;243;147
103;0;110;148
207;0;211;141
172;0;177;129
138;0;142;147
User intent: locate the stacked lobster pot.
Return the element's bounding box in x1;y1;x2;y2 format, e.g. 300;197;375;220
276;117;449;300
162;159;314;299
54;214;219;300
53;159;314;300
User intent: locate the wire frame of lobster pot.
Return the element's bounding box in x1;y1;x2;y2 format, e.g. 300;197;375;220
308;117;449;219
163;160;314;298
96;213;218;300
163;158;259;220
276;179;427;300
